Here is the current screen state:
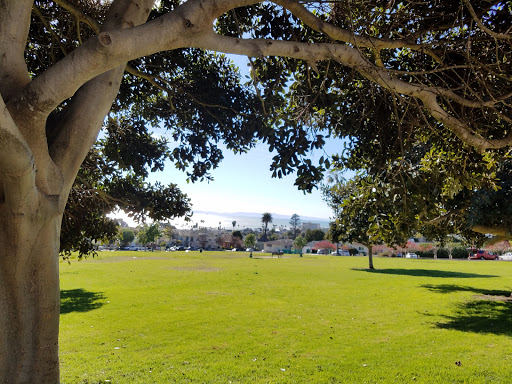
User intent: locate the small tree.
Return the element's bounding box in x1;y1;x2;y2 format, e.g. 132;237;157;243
120;228;135;247
137;222;161;251
293;236;308;257
312;240;336;253
244;234;256;249
244;233;256;257
137;228;148;250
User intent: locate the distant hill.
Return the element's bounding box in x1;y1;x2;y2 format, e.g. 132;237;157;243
189;211;331;230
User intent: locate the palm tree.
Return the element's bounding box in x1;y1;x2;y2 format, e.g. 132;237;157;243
261;212;273;241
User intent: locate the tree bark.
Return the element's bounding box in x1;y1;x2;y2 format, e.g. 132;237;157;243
367;244;374;269
0;2;154;380
0;205;62;383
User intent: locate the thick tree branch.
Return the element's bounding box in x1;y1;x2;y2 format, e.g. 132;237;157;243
44;0;169;104
0;95;37;210
422;92;512;151
6;0;510;161
51;0;156;189
0;0;32;101
0;97;34;177
196;32;512;150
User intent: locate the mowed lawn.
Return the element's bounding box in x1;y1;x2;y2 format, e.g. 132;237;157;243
59;251;512;383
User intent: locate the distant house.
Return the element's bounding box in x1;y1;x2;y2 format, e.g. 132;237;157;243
347;242;369;255
263;239;294;253
219;233;243;250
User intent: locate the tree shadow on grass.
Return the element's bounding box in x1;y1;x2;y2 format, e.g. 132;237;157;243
421;284;510;296
435;299;512;336
421;284;512;336
60;289;106;314
352;268;498;278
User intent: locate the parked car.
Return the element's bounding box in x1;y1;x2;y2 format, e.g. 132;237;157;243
246;248;254;252
405;252;419;259
468;250;498;260
331;250;349;256
497;252;512;261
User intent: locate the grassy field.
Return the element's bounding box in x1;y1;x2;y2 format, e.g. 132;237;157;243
59;251;512;383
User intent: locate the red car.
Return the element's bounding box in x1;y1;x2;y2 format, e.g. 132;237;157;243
468;250;498;260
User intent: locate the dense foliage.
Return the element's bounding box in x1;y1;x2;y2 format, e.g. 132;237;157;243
317;1;512;243
31;0;512;255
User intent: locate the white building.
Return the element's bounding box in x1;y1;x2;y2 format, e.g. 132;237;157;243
302;222;321;231
263;239;294;253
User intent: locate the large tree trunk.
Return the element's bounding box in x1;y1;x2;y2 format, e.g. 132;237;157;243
0;3;155;381
0;205;62;383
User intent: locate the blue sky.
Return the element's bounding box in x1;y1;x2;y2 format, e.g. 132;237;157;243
145;137;344;222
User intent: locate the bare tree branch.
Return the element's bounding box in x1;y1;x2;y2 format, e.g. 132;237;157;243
463;0;512;41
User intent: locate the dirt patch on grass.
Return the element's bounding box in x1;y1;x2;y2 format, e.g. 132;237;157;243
473;294;512;302
254;256;290;259
166;266;222;272
85;256;171;263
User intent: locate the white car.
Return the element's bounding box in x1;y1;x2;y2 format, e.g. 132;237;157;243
405;252;419;259
498;252;512;261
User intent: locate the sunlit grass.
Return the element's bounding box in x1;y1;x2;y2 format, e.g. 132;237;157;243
59;251;512;383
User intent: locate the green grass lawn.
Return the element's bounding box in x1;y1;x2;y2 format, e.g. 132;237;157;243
59;251;512;383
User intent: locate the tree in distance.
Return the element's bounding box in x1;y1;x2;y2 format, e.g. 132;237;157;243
261;212;273;241
244;233;257;257
137;222;162;251
305;229;325;242
289;213;301;239
0;1;511;382
323;175;396;269
244;233;256;249
293;235;308;257
120;228;135;247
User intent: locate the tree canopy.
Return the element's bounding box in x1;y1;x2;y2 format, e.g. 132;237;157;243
22;0;512;253
137;222;162;250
